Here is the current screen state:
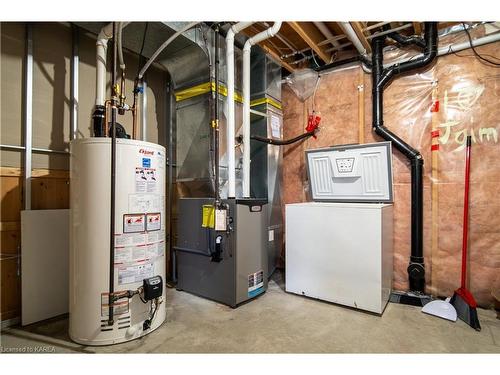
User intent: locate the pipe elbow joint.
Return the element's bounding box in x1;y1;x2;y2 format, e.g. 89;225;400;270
243;40;252;52
226;29;235;41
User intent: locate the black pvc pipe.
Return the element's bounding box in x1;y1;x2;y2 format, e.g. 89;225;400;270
410;159;424;263
378;22;438;88
315;55;372;73
92;105;106;137
371;22;438;294
382;24;426;49
250;130;316;146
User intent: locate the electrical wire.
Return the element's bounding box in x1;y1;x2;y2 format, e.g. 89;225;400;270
149;298;160;323
310;51;321;69
312;75;321;113
460;22;500;67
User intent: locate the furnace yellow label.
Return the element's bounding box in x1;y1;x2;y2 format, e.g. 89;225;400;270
202;205;215;228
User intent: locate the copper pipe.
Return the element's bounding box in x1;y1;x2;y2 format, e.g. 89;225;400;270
132;107;137;140
119;70;126;115
104;99;111;137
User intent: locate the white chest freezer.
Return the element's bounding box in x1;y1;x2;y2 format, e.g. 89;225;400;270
285;202;393;314
285;142;394;314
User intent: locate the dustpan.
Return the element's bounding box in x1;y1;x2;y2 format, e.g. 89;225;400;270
422;297;457;322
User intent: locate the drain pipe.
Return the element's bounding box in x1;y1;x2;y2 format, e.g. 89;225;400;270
382;23;426;48
242;21;282;197
372;22;438;298
314;22;341;50
226;22;254;199
338;22;371;71
93;22;130;136
317;28;500;75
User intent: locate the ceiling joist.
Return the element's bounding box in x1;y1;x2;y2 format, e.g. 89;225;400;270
240;22;463;70
259;44;295;73
287;21;331;63
413;22;422;35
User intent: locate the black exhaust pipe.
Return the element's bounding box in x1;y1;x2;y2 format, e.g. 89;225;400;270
371;22;438;297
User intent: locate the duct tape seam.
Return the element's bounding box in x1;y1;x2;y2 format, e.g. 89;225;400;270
174;82;243;103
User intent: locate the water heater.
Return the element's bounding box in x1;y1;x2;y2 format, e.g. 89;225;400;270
69;138;166;345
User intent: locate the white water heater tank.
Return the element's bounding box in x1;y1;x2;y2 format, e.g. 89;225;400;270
69;138;166;345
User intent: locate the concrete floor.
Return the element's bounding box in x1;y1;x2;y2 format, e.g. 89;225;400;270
1;271;499;353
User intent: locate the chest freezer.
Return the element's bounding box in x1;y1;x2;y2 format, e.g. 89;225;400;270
285;142;394;314
285;202;393;314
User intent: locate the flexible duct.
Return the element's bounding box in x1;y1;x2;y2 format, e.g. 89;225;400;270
242;21;282;197
371;22;438;293
226;22;254;198
117;22;126;70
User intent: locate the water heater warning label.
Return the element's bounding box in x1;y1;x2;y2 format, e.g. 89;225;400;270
135;167;157;193
118;263;154;285
114;241;164;265
146;213;161;231
115;232;146;247
100;293;129;317
248;270;264;298
123;214;146;233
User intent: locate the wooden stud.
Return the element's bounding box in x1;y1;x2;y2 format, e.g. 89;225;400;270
1;176;22;222
1;167;69;179
259;44;295;73
350;22;372;53
288;22;331;63
1;259;21;321
0;166;70;321
358;67;365;144
413;22;422;35
0;222;21;232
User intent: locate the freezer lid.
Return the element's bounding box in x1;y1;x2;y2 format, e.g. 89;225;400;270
305;141;393;202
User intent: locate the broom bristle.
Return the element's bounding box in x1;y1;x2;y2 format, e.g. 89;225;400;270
451;292;482;331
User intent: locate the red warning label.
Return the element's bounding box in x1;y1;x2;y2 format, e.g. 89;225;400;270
146;213;161;232
123;214;146;233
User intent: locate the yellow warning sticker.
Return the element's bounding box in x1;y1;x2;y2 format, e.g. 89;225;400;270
202;205;215;228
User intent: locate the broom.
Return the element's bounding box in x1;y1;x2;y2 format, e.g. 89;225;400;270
450;136;481;331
